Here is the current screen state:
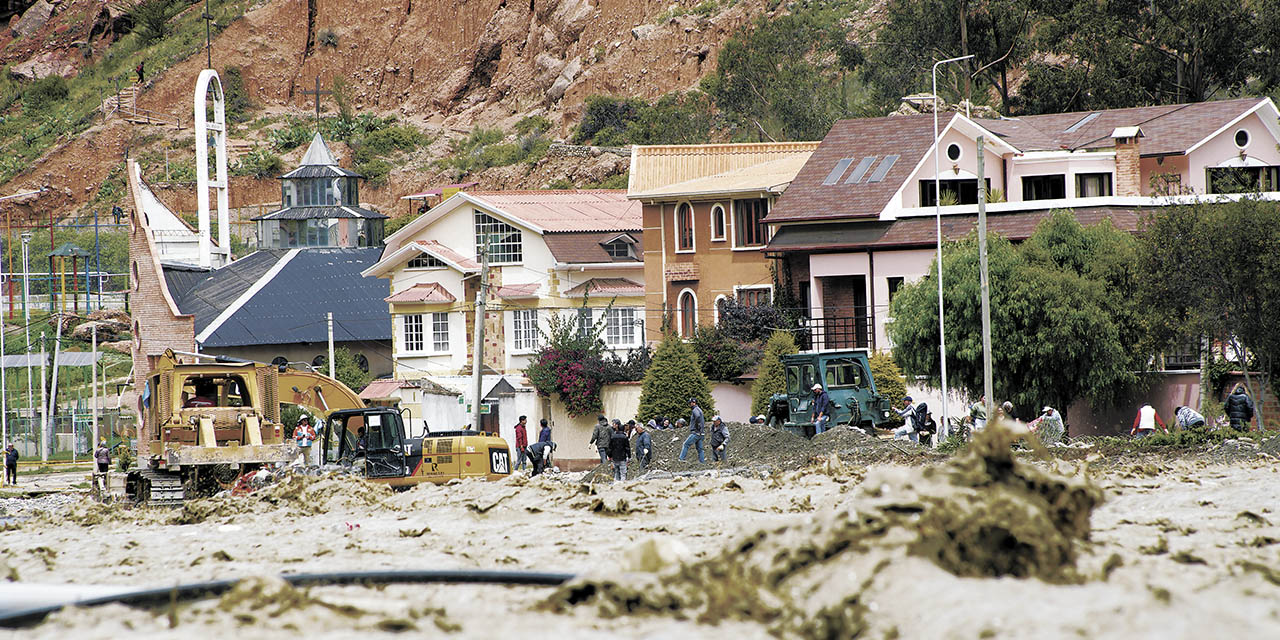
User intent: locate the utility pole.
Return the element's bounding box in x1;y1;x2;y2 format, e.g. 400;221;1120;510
48;316;62;460
38;332;46;461
0;236;6;449
977;136;994;419
91;327;98;452
327;312;335;380
470;236;489;432
21;233;30;434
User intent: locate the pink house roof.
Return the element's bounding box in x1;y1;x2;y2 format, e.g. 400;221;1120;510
467;190;641;232
414;240;479;270
384;282;457;304
563;277;644;297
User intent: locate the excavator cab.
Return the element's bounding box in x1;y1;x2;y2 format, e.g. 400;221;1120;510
323;408;413;479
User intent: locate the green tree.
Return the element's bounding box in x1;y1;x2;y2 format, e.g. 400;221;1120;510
865;0;1038;114
703;1;865;140
751;330;797;416
638;332;716;422
1137;197;1280;427
130;0;182;45
868;351;907;426
690;325;760;382
888;212;1146;419
315;348;372;393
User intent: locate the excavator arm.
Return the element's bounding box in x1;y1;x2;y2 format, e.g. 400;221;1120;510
276;370;366;419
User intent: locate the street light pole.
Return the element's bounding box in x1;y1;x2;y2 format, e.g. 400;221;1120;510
932;53;974;440
21;233;31;440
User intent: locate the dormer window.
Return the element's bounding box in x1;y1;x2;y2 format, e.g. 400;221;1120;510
407;254;445;269
601;233;638;260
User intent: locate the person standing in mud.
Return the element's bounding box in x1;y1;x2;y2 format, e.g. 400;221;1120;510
590;414;612;464
679;398;706;463
710;415;730;463
607;421;631;483
811;383;831;435
969;395;988;432
294;415;317;465
1029;407;1065;445
1223;385;1256;430
635;421;654;470
513;415;530;471
4;442;17;485
893;396;918;442
538;418;552;443
528;440;555;477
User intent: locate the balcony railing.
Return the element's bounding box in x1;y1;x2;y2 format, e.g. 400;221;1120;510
797;314;873;352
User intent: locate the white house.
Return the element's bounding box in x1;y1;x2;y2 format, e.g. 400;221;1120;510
362;190;644;441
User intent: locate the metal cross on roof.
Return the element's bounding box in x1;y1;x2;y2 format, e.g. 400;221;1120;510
302;75;331;127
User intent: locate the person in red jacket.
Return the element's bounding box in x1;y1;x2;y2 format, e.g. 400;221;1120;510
513;415;529;471
1130;403;1169;439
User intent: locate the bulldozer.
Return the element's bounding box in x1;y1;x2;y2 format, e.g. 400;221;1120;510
126;350;510;505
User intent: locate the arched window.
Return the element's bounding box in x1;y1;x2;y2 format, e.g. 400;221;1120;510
355;353;369;373
710;204;726;241
676;203;694;251
271;356;288;368
679;290;697;337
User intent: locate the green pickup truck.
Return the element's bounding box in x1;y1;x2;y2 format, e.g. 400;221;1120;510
765;350;893;438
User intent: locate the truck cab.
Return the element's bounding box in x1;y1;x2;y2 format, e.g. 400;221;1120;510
767;350;892;438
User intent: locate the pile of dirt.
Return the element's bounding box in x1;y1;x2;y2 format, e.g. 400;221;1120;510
173;470;394;524
543;426;1104;636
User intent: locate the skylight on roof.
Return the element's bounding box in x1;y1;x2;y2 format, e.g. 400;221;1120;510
823;158;854;185
844;157;877;184
1064;112;1101;134
866;155;899;183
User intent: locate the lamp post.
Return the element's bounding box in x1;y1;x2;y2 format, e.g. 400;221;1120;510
932;54;973;440
20;233;30;440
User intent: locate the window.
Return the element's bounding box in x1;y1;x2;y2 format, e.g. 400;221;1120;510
886;276;905;304
404;314;424;352
919;179;990;206
407;254;444;269
295;178;339;207
733;198;768;247
513;309;538;351
1235;129;1250;149
431;313;449;352
1022;174;1066;201
737;287;771;307
603;240;634;259
1207;166;1280;194
946;143;962;161
354;353;369;373
710;204;726;241
577;308;594;339
475;212;522;264
604;308;637;346
676;203;694;251
824;357;865;388
1076;173;1113;197
678;290;696;337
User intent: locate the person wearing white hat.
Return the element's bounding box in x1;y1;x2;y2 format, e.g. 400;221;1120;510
811;383;832;435
294;414;317;465
1029;406;1065;445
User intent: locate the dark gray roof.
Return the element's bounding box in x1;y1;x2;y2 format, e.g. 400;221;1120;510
279;165;363;179
188;248;391;348
168;251;287;331
161;262;214;302
252;205;388;221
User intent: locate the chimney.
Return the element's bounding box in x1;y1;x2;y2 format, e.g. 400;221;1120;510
1111;126;1144;197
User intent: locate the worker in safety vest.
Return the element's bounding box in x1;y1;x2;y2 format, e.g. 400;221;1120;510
295;415;317;465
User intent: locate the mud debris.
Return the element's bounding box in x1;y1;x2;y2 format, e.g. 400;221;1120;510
541;426;1104;637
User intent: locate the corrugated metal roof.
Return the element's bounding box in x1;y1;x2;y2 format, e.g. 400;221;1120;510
385;282;457;304
467;190;641;233
299;133;339;166
628;142;820;195
279;165;363;179
252;205;387;221
414;241;479;270
492;283;539;299
176;248;390;348
563;277;644;297
0;352;101;368
629;154;814;199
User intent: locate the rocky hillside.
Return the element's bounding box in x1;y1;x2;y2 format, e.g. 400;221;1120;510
0;0;781;219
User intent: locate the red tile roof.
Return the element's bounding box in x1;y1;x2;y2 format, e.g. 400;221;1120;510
468;190;641;233
766;114;939;224
563;277;645;297
492;283;540;299
384;282;457;304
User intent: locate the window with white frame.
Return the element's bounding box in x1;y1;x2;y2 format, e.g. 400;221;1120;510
710;204;726;241
404;314;425;352
577;307;594;339
603;239;634;259
407;254;445;269
737;286;772;307
475;212;522;264
676;203;694;251
431;312;449;352
604;308;637;346
513;309;539;351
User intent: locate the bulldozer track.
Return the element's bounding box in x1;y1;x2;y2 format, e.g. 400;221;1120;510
135;469;184;507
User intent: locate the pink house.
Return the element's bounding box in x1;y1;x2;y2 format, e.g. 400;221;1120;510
766;97;1280;432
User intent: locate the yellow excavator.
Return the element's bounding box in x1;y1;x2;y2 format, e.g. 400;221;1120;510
126;350;510;504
